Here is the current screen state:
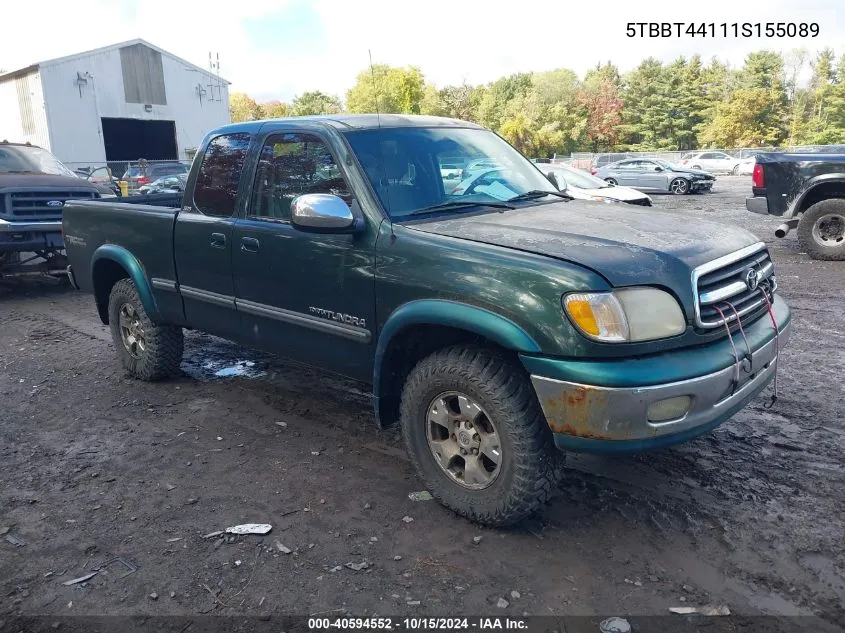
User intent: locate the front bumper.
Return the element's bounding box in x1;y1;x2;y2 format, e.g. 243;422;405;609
0;219;63;233
691;180;714;191
746;196;769;215
524;297;791;453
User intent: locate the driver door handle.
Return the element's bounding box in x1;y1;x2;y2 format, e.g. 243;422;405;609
241;237;260;253
210;232;226;248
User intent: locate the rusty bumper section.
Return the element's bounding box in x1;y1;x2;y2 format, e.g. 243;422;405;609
531;321;790;451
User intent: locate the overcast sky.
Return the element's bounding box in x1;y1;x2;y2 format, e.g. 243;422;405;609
2;0;843;102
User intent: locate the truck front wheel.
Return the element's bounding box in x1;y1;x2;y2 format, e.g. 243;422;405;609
108;278;184;380
797;199;845;261
399;345;563;526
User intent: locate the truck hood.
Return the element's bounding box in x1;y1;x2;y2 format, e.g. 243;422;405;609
0;173;100;190
404;200;760;309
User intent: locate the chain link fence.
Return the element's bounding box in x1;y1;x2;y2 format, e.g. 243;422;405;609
66;160;194;195
551;144;845;170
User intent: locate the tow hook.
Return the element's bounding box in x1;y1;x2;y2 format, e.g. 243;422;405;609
775;218;800;238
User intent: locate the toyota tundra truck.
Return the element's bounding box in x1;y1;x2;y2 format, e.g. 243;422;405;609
61;115;791;525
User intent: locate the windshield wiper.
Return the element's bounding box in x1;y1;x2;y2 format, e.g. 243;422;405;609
406;200;515;216
508;190;572;202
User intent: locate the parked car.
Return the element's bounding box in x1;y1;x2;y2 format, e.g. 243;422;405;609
0;141;104;276
121;161;189;195
590;153;631;173
538;164;652;206
681;151;742;174
746;152;845;260
439;163;462;181
138;173;188;195
460;158;503;180
737;156;757;176
62;114;790;526
595;158;716;194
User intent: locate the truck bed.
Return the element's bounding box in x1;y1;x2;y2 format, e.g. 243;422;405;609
62;199;179;295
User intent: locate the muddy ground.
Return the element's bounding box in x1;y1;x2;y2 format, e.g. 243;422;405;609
1;176;844;630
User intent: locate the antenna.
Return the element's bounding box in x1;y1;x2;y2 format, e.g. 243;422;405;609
368;49;381;125
368;50;394;240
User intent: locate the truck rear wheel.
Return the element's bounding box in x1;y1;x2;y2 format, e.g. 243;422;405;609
797;199;845;261
399;345;563;526
108;278;184;380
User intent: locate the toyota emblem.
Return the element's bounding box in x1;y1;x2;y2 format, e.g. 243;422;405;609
745;268;759;291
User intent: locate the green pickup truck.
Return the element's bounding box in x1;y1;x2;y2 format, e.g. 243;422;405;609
62;115;791;525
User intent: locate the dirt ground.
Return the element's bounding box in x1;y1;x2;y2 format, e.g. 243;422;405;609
1;176;844;630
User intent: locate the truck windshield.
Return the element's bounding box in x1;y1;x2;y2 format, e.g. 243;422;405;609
342;127;558;219
0;145;77;177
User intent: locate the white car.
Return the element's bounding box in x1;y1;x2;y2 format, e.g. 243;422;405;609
440;163;462;181
680;151;741;174
736;156;757;176
539;164;653;206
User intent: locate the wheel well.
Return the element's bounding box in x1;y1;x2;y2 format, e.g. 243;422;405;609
797;183;845;215
93;259;129;324
376;325;514;428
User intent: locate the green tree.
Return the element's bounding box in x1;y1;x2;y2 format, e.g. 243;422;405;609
476;73;533;131
229;92;264;122
345;65;426;114
700;88;786;147
290;91;342;116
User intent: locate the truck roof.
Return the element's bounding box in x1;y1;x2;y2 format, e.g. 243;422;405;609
211;114;486;135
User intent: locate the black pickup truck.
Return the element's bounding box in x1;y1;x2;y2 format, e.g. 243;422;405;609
745;153;845;260
63;115;791;525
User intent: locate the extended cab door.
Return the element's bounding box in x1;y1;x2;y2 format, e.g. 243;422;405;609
174;132;252;339
231;129;377;381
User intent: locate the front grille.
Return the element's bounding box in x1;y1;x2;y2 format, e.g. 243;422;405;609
693;243;777;329
3;189;98;221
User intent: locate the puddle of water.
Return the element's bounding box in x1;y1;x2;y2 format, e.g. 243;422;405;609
209;360;265;378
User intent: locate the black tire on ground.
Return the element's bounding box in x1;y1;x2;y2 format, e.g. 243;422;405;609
692;164;702;170
732;165;739;175
399;345;564;526
796;199;845;261
108;278;184;380
605;178;617;185
669;177;690;195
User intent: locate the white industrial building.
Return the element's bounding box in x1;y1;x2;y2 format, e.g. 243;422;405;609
0;39;231;170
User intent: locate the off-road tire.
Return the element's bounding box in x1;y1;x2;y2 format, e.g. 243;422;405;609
797;199;845;261
108;278;184;380
399;345;564;526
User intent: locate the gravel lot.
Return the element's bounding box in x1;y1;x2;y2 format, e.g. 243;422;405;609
1;176;844;630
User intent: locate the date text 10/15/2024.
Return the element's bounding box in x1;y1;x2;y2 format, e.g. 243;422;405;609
627;22;819;38
308;618;527;630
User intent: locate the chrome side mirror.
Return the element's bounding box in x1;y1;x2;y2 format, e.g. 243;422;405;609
290;194;362;233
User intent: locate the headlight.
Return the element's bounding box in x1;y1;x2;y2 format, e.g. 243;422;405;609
585;195;618;204
563;288;686;342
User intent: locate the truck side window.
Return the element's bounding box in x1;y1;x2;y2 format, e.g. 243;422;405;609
193;133;251;217
249;133;352;222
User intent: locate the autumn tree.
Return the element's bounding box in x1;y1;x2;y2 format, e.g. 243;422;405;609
229;92;264;122
262;100;290;118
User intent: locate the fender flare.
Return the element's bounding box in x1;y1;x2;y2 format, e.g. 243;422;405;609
91;244;160;322
372;299;541;417
788;173;845;218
